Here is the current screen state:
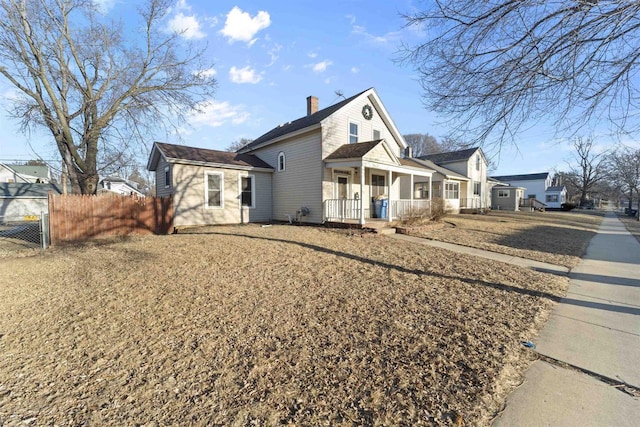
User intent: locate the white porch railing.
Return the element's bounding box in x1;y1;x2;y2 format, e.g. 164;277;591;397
324;199;362;221
390;199;431;219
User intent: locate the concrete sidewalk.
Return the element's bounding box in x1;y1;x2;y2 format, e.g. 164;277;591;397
493;211;640;426
390;233;569;274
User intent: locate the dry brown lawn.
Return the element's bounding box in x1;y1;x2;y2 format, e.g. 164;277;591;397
0;225;568;426
399;210;604;268
616;212;640;244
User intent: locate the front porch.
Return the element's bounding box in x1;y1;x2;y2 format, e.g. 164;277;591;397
323;198;432;224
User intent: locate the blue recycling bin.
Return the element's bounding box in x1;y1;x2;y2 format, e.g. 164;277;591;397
374;199;388;219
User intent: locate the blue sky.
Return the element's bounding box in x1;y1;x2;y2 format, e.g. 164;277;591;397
0;0;637;175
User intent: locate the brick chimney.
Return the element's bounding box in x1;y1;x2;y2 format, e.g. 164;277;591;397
306;96;318;116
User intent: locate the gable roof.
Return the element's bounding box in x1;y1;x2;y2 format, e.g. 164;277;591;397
239;89;370;153
491;172;550;182
148;142;273;171
10;164;50;179
410;158;469;181
0;183;61;198
417;147;481;164
546;185;566;192
325;140;382;160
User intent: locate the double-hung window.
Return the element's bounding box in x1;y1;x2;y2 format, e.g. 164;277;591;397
444;182;459;199
473;181;481;196
498;189;509;198
414;182;429;199
349;122;359;144
205;172;223;208
241;175;255;208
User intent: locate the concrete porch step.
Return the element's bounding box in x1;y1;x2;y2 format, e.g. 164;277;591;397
375;227;396;235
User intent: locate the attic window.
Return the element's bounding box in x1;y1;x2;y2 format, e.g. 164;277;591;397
476;154;481;171
373;129;381;140
349;121;359;144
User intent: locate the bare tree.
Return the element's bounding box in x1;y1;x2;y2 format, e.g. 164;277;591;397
607;146;640;213
564;137;609;206
0;0;216;194
403;133;465;156
400;1;640;148
226;138;253;152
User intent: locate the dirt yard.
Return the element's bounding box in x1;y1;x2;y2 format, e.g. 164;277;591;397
0;225;568;426
398;210;603;268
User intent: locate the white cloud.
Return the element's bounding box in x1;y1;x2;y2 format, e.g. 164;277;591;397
351;67;359;74
220;6;271;44
352;24;402;46
193;68;217;78
308;52;318;59
310;60;332;73
92;0;117;13
188;100;249;127
267;44;282;67
229;66;263;84
168;12;206;39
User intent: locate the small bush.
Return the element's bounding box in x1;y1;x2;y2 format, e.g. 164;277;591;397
561;202;576;211
430;197;447;221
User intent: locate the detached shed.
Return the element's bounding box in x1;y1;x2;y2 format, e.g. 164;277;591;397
492;185;525;211
0;183;62;219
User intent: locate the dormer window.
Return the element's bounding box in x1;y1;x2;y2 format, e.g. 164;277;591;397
349;121;359;144
278;152;286;172
476;154;481;171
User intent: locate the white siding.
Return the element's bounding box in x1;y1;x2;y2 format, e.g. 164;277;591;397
171;163;271;227
0;197;49;217
251;129;323;224
321;95;404;159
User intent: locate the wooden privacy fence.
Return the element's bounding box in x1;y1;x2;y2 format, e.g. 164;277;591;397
48;193;173;244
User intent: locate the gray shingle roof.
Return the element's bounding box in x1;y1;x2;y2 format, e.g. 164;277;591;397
239;88;371;152
9;164;50;179
325;141;382;160
546;185;565;192
0;183;61;198
410;158;468;180
491;172;549;181
417;147;480;164
154;142;273;169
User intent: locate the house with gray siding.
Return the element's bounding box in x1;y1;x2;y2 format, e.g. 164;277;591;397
148;88;435;227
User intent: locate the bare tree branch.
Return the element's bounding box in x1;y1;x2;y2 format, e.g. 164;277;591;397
399;1;640;150
0;0;216;194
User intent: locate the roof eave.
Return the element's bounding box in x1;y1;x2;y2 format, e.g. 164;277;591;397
238;123;321;154
169;158;274;172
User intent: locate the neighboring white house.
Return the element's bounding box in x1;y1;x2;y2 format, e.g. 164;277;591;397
416;147;489;212
490;172;567;209
148;88;436;227
0;163;51;184
98;175;145;197
0;183;61;218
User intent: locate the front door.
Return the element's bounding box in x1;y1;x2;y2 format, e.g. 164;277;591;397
335;174;350;199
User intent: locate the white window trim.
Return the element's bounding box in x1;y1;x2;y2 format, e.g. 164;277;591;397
334;173;351;199
473;181;481;196
348;120;360;144
164;166;170;188
444;181;459;200
240;174;256;209
277;152;285;172
205;171;224;209
498;189;510;198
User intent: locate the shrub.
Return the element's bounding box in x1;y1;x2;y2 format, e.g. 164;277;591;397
430;197;447;221
561;202;576;211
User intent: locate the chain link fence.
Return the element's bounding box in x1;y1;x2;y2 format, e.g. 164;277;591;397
0;213;49;252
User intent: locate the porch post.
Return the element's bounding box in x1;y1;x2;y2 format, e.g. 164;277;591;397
359;162;365;225
429;174;432;214
387;169;392;223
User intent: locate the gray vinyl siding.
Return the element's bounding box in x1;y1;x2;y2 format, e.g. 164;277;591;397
250;129;323;223
155;157;173;197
